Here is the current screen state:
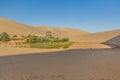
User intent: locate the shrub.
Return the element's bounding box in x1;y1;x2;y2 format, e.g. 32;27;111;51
26;36;41;43
0;32;10;43
61;38;69;42
27;42;72;49
13;35;17;38
53;37;69;42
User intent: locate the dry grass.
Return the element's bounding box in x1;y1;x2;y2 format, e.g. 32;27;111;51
27;42;72;49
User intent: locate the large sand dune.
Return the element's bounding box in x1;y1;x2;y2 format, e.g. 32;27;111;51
0;18;89;42
0;17;120;48
78;29;120;43
33;26;89;42
104;35;120;47
0;18;35;36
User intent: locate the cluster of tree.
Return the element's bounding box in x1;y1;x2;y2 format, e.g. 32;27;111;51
0;32;10;43
26;35;69;43
0;32;69;43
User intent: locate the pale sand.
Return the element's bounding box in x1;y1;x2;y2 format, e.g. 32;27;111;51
0;18;88;42
0;48;120;80
0;42;111;57
69;42;111;49
0;47;64;56
1;18;120;42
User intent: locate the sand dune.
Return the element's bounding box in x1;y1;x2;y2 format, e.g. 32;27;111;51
34;26;89;42
104;35;120;47
63;29;120;48
0;17;120;43
0;18;89;42
78;29;120;43
0;18;35;36
0;17;120;48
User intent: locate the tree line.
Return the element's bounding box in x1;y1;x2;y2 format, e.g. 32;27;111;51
0;32;69;43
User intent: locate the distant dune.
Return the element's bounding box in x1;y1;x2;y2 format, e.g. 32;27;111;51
0;18;35;36
32;26;89;42
77;29;120;43
0;18;89;42
0;17;120;47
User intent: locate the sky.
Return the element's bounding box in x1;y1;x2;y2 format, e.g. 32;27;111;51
0;0;120;32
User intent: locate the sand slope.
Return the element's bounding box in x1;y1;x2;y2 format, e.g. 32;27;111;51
78;29;120;43
0;18;89;42
0;18;35;36
33;26;89;42
0;17;120;43
104;35;120;47
1;17;120;49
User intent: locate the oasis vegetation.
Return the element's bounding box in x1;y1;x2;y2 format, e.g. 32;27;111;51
0;31;72;49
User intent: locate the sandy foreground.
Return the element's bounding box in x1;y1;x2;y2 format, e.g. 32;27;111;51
0;47;64;56
0;43;111;57
0;48;120;80
69;42;111;49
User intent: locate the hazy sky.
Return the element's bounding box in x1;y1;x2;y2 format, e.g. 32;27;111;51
0;0;120;32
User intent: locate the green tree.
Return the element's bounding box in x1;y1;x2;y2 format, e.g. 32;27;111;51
26;36;41;43
0;32;10;43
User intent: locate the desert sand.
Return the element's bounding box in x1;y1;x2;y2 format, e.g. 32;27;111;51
0;47;64;56
78;29;120;43
69;42;111;49
0;48;120;80
0;18;89;42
